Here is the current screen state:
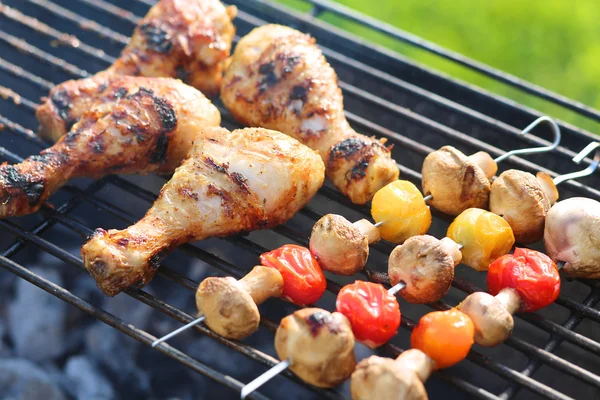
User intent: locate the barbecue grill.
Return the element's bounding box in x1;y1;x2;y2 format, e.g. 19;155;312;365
1;0;600;399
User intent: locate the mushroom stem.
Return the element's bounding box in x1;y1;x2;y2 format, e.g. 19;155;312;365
536;172;559;205
495;288;520;315
239;266;284;305
353;219;381;244
393;349;434;383
468;151;498;179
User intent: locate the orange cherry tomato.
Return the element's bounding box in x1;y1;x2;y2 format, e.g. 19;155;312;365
260;244;326;305
488;247;560;312
411;309;474;369
336;281;401;348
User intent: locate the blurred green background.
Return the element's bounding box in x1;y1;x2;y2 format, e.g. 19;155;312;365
278;0;600;134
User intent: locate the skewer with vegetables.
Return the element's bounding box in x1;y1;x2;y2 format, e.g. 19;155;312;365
310;117;561;276
351;248;561;400
151;244;326;346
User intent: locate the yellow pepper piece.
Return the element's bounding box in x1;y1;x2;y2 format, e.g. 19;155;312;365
447;208;515;271
371;180;431;243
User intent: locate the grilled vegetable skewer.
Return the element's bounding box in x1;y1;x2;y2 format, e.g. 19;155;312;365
152;245;326;346
423;116;560;216
351;249;560;400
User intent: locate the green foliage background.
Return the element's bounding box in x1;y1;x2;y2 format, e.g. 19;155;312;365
277;0;600;134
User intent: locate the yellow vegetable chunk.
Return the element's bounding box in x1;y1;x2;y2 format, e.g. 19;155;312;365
371;180;431;243
447;208;514;271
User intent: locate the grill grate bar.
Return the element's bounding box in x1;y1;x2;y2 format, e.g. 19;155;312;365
305;0;600;123
26;0;129;44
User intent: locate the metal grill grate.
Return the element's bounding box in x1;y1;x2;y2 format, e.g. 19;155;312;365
1;0;600;399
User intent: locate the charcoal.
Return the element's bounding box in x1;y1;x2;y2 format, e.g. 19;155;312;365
104;291;154;332
63;355;115;400
0;319;10;358
0;358;66;400
85;322;151;396
8;268;66;362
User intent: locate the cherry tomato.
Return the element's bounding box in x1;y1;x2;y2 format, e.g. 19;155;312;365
335;281;401;348
487;247;560;312
260;244;326;305
411;309;474;369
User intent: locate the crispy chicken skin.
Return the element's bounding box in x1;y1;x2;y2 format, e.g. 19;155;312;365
81;127;325;296
36;0;236;142
0;77;220;219
221;24;399;204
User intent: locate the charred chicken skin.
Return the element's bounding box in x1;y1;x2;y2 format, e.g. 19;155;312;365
221;24;399;204
36;0;236;142
0;77;220;219
81;127;325;296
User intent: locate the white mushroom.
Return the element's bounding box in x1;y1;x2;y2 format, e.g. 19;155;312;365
195;266;283;339
422;146;494;216
275;308;356;388
310;214;380;275
388;235;462;303
351;349;433;400
544;197;600;278
457;289;519;347
490;170;552;244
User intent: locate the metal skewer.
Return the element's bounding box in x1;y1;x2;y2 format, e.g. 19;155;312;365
552;142;600;185
151;315;206;348
240;359;291;399
493;116;561;163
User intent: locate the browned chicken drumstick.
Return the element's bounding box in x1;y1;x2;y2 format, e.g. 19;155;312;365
37;0;236;142
221;24;399;204
81;127;325;296
0;77;220;219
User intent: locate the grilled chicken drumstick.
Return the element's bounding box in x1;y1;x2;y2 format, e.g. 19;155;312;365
37;0;236;142
81;127;325;296
221;24;399;204
0;77;220;219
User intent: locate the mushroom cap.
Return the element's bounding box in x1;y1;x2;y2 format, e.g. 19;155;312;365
351;355;428;400
422;146;490;216
457;292;514;347
275;308;356;388
195;276;260;340
544;197;600;278
490;170;551;244
310;214;369;275
388;235;462;303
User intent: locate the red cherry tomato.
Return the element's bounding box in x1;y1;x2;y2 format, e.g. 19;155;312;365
488;248;560;312
411;309;474;369
336;281;401;348
260;244;326;305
